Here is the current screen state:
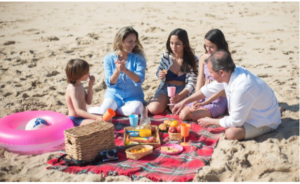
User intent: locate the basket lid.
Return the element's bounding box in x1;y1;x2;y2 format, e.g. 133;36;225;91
64;120;114;137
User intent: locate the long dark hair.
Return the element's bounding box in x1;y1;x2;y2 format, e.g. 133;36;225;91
204;29;231;57
166;28;198;75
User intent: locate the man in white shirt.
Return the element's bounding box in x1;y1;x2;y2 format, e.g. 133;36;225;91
173;50;281;140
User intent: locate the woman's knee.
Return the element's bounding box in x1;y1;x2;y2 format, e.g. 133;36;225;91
147;103;164;115
127;101;143;115
179;108;191;120
191;109;211;121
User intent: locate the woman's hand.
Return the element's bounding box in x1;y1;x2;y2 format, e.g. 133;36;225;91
170;94;181;104
172;100;186;115
115;58;127;72
158;70;166;79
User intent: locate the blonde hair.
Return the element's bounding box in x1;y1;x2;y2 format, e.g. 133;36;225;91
113;26;145;57
65;59;89;84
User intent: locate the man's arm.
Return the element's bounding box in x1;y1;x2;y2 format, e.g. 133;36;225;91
201;80;224;98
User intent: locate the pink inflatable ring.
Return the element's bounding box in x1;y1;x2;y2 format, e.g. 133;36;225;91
0;111;74;153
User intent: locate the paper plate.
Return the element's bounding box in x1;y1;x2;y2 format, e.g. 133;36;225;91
159;143;183;155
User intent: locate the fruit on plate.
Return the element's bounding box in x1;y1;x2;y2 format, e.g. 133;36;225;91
176;125;181;133
170;120;179;127
168;126;177;133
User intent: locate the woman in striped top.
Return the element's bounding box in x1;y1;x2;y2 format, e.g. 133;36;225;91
147;28;198;115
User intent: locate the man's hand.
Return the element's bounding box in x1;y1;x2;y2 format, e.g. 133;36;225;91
89;75;95;86
172;100;186;115
197;117;216;128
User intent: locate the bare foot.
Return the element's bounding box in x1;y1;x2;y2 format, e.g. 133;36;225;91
279;107;285;116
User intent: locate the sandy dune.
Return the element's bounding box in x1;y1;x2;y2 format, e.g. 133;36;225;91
0;2;298;182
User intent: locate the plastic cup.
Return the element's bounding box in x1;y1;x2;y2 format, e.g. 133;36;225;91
180;123;190;146
167;86;176;98
181;123;190;137
102;108;116;121
129;114;139;136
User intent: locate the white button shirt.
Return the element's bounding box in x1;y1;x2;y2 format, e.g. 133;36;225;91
201;66;281;129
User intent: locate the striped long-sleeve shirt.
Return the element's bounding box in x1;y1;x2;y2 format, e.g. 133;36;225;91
155;51;199;96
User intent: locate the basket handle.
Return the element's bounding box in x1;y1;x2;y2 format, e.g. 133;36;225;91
67;139;72;145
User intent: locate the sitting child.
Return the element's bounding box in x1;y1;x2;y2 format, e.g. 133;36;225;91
65;58;102;126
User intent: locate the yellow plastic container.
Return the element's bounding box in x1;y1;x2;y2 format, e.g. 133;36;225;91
139;129;152;137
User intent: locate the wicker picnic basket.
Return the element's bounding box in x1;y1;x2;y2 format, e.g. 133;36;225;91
125;145;153;160
168;132;182;141
64;120;115;162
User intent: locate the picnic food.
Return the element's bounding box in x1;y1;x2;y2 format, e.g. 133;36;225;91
163;69;167;74
125;145;153;160
160;146;179;153
168;126;177;133
125;135;131;145
158;123;167;131
148;136;156;143
129;147;150;153
130;137;148;143
163;119;172;126
176;125;181;133
151;126;156;133
170;120;179;127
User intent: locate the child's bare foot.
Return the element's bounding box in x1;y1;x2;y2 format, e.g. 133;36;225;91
279;107;285;116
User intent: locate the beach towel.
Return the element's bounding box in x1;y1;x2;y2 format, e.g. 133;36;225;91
47;115;225;182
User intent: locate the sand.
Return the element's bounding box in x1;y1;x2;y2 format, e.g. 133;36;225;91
0;2;298;182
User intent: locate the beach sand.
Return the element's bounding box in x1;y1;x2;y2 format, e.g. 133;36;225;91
0;2;298;182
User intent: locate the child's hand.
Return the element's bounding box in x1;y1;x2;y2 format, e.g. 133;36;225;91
89;75;95;86
192;101;201;109
205;78;213;85
192;101;207;109
158;70;166;79
96;116;103;121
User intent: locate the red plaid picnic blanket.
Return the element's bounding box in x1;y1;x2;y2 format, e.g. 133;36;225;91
47;115;225;182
